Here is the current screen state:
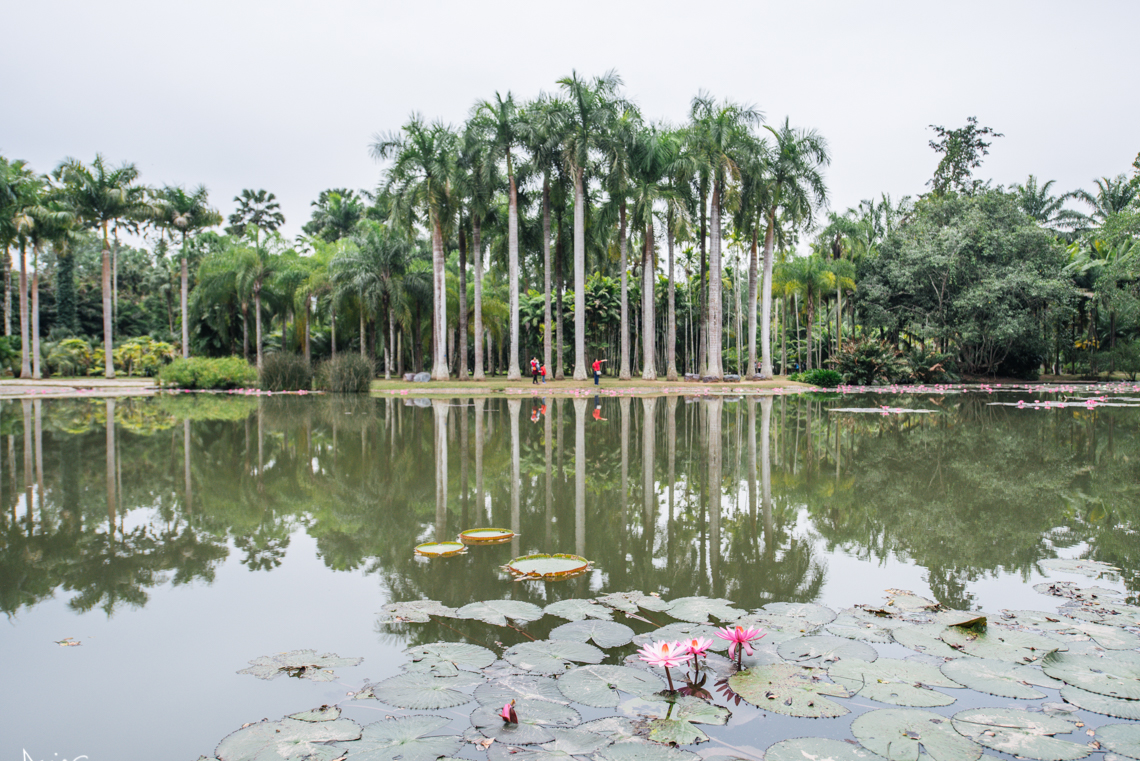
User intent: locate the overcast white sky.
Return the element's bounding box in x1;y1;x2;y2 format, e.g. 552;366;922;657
3;0;1137;242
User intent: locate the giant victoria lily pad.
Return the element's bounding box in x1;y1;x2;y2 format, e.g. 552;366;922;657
336;715;462;761
728;663;853;718
557;665;664;707
460;527;515;544
939;657;1060;699
507;554;589;580
950;708;1090;761
550;619;635;649
851;708;982;761
827;657;961;707
238;650;363;681
1043;650;1140;699
414;541;466;557
215;717;362;761
504;639;605;675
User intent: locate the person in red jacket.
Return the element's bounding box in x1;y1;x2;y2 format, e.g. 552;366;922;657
592;358;606;386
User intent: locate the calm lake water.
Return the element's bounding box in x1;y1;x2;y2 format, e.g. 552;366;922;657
1;388;1137;760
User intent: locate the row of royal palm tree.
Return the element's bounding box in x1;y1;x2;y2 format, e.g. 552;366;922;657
155;185;223;358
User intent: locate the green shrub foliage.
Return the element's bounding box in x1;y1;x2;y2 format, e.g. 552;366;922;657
906;346;959;384
792;368;843;387
158;357;257;389
259;352;313;391
315;354;373;393
830;337;911;385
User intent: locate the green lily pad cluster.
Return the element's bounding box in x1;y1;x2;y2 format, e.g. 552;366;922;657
213;580;1140;761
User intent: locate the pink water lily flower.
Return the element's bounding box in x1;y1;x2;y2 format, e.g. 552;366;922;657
716;625;766;667
684;637;713;658
499;699;518;724
637;640;692;691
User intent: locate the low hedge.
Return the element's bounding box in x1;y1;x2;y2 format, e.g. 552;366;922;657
158;357;257;390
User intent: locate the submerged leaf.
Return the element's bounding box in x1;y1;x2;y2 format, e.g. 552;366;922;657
504;639;604;675
939;658;1059;699
545;599;613;622
458;599;545;627
951;707;1090;761
764;737;886;761
550;619;635;649
238;650;363;682
728;663;852;718
851;708;982;761
558;665;664;707
828;657;960;707
337;715;461;761
216;717;362;761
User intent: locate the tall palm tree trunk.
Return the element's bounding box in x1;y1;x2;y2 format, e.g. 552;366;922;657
254;285;264;371
573;168;588;380
641;225;657;380
619;202;631;379
101;227;115;378
430;217;449;380
472;218;485;380
507;170;521;380
542;177;552;379
458;224;468;380
666;217;678;380
181;257;190;358
3;245;10;336
360;307;366;358
760;215;776;377
18;241;30;378
706;185;724;378
330;302;336;359
304;300;311;365
386;303;395;380
747;227;759;378
32;244;41;379
556;209;565;379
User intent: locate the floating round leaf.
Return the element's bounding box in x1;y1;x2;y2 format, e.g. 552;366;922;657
216;717;362;761
1060;685;1140;720
458;599;545;626
1097;723;1140;761
545;599;614;622
377;600;458;623
632;623;722;651
469;699;581;745
828;657;960;707
1039;558;1120;578
597;739;699;761
951;707;1090;761
631;694;730;744
1070;621;1140;650
238;649;363;682
939;657;1059;699
414;541;466;557
939;625;1064;663
1042;650;1140;699
851;708;982;761
666;596;741;623
504;639;604;675
826;613;894;644
765;737;886;761
487;727;613;761
596;591;671;614
507;554;589;579
891;623;967;659
558;665;664;708
460;527;515;544
762;602;837;626
777;635;877;665
289;705;342;722
727;663;852;718
578;717;639;742
551;619;635;649
335;715;462;761
404;642;497;676
366;672;476;709
476;675;570;706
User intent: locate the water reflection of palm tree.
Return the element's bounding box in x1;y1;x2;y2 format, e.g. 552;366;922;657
433;399;449;541
574;398;586;557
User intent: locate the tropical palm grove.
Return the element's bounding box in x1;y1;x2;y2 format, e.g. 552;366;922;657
1;74;1138;386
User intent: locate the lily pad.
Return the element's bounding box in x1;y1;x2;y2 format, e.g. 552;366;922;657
468;699;581;745
365;672;477;709
557;665;664;707
507;554;589;579
666;596;741;623
851;708;982;761
458;599;545;627
828;658;960;707
951;707;1090;761
288;705;342;722
762;602;837;627
578;717;639;741
1060;685;1140;719
404;642;496;676
596;591;671;614
632;696;730;744
1070;621;1140;650
545;599;614;622
504;639;605;675
1000;610;1074;631
939;626;1063;663
764;737;888;761
891;623;968;659
777;635;878;665
475;675;570;705
487;727;612;761
1042;650;1140;699
336;715;461;761
826;613;895;644
551;619;635;649
460;527;515;543
1097;723;1140;760
414;541;466;557
728;663;852;718
882;590;940;613
238;650;363;682
597;739;699;761
216;718;362;761
632;623;724;651
377;600;458;623
1039;558;1120;578
939;657;1060;699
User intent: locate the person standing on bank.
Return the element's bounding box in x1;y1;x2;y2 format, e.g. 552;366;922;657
531;357;540;384
592;357;607;385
